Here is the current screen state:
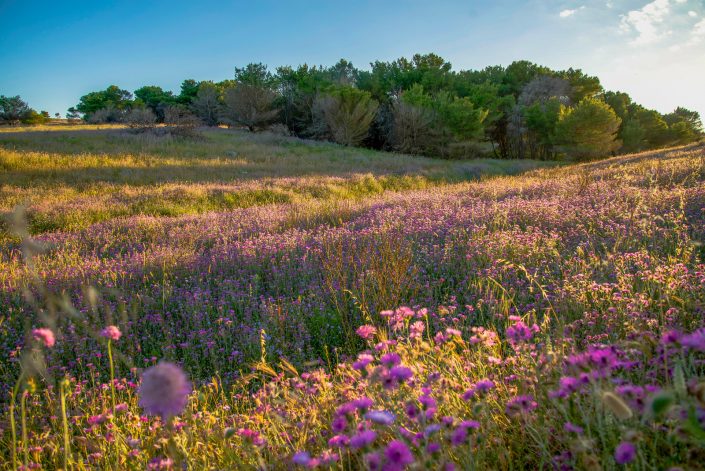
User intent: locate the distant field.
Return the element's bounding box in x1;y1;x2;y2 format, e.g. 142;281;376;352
0;125;555;237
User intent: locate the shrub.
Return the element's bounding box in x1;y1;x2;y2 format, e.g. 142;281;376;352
389;100;437;154
313;87;378;146
221;84;280;131
555;97;621;159
86;106;125;124
122;107;157;129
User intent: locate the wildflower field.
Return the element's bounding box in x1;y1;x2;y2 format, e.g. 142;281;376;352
1;126;704;470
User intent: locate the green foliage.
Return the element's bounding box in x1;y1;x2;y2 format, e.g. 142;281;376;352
64;53;701;159
20;110;49;125
313;86;378;146
620;119;647;153
556;97;622;159
190;81;222;126
177;79;200;104
75;85;134;118
134;86;176;121
0;95;31;124
235;63;275;88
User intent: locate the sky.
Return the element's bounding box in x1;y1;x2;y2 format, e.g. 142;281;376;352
1;0;704;118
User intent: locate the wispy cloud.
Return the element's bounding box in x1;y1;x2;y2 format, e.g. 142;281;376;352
619;0;672;45
559;6;585;18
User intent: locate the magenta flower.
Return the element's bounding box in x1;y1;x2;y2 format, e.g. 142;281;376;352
331;415;348;433
384;440;414;467
614;441;636;465
356;325;377;340
450;426;468;446
380;352;401;367
353;353;374;370
353;396;374;410
350;429;377;449
328;435;349;448
389;365;413;382
505;395;538;416
101;325;122;341
564;422;584;434
138;362;191;420
364;452;382;471
682;328;705;351
32;328;55;348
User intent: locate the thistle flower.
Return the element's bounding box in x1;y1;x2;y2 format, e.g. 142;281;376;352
353;353;374;370
389;365;413;382
682;328;705;352
356;325;377;340
101;325;122;341
380;352;401;367
614;441;636;465
384;439;414;467
506;395;538;416
350;429;377;449
32;328;55;348
138;362;191;420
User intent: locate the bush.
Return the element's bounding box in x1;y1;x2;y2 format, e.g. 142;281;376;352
222;84;280;131
122;108;157;130
555;98;621;159
87;106;125;124
389;100;438;154
312;87;378;146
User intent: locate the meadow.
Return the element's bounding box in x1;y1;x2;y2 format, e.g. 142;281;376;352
1;125;704;470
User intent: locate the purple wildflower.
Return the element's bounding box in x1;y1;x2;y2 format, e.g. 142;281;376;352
506;395;538;416
614;441;637;465
384;440;414;467
350;429;377;449
138;362;191;420
292;451;311;466
389;365;413;382
380;352;402;367
365;410;396;425
682;328;705;351
353;353;374;370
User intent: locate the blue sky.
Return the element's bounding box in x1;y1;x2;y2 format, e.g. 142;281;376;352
1;0;703;117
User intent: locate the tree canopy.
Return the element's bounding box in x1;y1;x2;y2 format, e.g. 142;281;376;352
66;53;702;159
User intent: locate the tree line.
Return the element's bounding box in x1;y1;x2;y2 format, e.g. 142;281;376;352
0;96;57;125
9;53;704;160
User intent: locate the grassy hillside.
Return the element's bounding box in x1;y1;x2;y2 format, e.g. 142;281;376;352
1;128;704;469
0;125;554;236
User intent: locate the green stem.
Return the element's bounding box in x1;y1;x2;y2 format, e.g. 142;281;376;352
9;400;17;471
20;391;28;468
60;379;72;470
108;339;116;410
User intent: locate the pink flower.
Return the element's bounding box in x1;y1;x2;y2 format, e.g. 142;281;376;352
32;328;55;348
356;325;377;340
138;362;191;420
101;325;122;341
